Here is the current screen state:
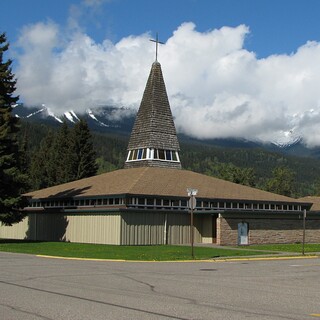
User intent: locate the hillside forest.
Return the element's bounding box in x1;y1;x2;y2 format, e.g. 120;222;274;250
19;120;320;198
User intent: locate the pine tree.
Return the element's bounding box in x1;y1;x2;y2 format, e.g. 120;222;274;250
0;33;28;225
265;166;296;197
70;119;97;180
29;130;56;190
53;120;74;184
28;120;97;188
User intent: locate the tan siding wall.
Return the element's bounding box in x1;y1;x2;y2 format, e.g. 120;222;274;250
167;213;189;244
65;214;121;244
28;214;68;241
168;214;201;244
120;212;201;245
218;215;320;246
1;214;121;245
0;217;29;239
0;212;209;245
121;212;166;245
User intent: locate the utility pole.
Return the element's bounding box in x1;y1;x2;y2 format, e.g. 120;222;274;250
187;188;198;259
302;209;306;255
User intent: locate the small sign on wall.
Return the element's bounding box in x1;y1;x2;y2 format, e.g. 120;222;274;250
238;222;248;245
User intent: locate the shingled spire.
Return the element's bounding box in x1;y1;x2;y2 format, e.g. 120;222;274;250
124;61;181;169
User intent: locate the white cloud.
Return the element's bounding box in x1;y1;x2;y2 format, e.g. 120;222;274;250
13;20;320;147
67;0;111;35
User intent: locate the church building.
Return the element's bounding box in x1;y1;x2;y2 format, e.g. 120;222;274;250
1;54;320;246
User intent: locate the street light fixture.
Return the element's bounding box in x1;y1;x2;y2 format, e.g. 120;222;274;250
187;188;198;259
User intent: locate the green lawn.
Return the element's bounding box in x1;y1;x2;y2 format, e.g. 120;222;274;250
249;243;320;253
1;240;319;261
0;240;274;261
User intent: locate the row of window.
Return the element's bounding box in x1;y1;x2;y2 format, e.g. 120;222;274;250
128;198;303;211
128;198;187;207
28;197;303;212
126;148;180;162
29;198;124;208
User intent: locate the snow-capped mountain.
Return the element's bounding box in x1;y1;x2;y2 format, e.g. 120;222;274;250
269;129;302;148
14;103;318;158
13;104;136;134
64;110;80;123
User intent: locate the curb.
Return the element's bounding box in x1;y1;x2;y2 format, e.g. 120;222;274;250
211;255;320;262
37;255;126;262
36;254;320;263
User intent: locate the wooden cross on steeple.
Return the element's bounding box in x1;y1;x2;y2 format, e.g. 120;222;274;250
150;32;164;62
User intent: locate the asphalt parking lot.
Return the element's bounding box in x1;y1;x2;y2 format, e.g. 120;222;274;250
0;252;319;320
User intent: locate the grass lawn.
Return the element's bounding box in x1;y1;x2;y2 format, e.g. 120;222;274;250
249;243;320;253
0;240;275;261
1;240;319;261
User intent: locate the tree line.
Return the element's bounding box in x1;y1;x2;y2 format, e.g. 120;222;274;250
182;151;298;197
20;120;304;198
19;120;127;189
26;120;97;190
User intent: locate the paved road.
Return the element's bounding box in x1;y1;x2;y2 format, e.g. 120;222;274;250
0;252;319;320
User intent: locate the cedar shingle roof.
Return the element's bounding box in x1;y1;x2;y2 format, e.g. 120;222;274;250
25;167;305;204
127;62;180;151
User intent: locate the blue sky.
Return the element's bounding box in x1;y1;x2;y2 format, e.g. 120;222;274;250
2;0;320;146
3;0;320;57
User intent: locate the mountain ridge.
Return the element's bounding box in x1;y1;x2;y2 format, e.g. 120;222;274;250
13;103;320;159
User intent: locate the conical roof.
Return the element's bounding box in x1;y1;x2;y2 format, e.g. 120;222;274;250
124;61;181;169
127;61;180;150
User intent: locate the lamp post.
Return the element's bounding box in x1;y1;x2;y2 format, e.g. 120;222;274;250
187;188;198;259
302;209;306;255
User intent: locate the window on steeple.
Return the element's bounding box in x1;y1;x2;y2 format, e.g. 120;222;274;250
158;149;165;160
126;148;180;162
137;149;144;159
172;152;178;161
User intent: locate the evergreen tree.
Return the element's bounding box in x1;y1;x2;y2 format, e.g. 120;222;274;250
70;119;98;180
19;129;30;175
265;166;296;197
0;33;28;225
29;130;56;190
28;120;97;189
53;120;74;184
214;163;256;187
95;156;117;174
203;158;256;187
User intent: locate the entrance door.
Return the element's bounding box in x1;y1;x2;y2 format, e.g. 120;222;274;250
238;222;248;245
212;215;217;243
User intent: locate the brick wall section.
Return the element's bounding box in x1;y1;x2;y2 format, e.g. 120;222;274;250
218;215;320;245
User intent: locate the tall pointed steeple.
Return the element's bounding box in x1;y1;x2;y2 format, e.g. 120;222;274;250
124;61;181;169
